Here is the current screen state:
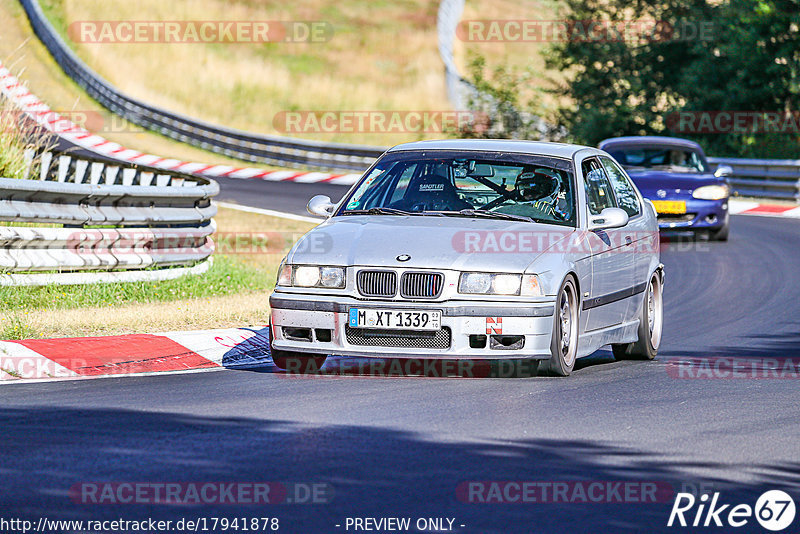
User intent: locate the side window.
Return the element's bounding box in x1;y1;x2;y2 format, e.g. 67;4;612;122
581;158;617;215
600;156;641;217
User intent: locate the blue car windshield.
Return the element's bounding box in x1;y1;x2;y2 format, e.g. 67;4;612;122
609;146;708;173
338;150;577;227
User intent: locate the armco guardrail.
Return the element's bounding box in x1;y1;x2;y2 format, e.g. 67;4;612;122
0;150;217;286
18;0;385;172
709;157;800;201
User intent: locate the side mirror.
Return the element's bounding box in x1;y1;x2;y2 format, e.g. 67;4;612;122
589;207;629;231
714;165;733;178
307;195;335;217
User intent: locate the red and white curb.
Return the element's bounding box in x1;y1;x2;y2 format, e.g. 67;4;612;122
0;326;270;383
729;199;800;218
0;61;363;185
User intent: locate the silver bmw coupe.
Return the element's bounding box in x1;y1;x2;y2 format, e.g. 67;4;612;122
269;140;664;376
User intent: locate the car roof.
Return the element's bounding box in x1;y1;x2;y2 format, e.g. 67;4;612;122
387;139;597;159
598;136;704;152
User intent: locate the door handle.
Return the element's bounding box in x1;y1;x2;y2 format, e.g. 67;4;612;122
625;235;633;246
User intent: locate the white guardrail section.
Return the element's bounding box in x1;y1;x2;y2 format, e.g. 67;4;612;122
437;0;471;110
0;151;217;286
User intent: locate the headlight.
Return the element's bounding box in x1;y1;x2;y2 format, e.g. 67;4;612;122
276;265;346;288
492;274;521;295
320;267;345;288
294;266;321;287
459;273;492;294
458;272;543;296
692;184;729;200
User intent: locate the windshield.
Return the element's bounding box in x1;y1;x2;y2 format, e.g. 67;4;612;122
608;146;708;173
338;150;577;227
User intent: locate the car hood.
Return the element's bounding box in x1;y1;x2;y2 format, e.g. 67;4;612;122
626;170;724;197
287;215;579;272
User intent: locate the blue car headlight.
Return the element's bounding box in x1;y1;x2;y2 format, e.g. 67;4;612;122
692;185;730;200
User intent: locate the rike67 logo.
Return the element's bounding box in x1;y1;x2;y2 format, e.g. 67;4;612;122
668;490;796;530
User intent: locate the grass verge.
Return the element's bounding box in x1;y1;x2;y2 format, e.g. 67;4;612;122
36;0;450;146
0;94;57;179
0;206;316;339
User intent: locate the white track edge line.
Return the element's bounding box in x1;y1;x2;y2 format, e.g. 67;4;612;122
216;201;322;224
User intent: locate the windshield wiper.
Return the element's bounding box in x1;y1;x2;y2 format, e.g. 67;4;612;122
441;209;534;222
342;207;443;216
342;207;412;216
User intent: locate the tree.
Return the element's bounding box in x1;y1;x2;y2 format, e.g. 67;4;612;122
544;0;800;158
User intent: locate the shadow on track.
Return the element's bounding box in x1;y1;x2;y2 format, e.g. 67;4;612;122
240;352;624;379
233;326;627;379
2;407;798;533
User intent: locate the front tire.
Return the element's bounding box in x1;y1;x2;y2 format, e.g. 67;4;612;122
612;270;663;360
709;224;729;241
542;277;579;376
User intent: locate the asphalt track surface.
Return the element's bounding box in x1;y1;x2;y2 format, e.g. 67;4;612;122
2;179;800;533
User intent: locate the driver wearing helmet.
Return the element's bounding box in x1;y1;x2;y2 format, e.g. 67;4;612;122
497;167;569;220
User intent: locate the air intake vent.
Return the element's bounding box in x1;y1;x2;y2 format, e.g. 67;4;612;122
345;326;451;349
357;270;397;298
400;272;443;299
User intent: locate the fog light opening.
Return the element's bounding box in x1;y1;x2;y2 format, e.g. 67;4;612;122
469;334;487;349
489;335;525;350
283;327;312;342
314;329;332;343
705;214;718;224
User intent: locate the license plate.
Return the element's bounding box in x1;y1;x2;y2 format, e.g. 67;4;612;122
652;200;687;214
348;308;442;331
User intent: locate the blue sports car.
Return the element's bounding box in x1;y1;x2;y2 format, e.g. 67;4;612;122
598;136;731;241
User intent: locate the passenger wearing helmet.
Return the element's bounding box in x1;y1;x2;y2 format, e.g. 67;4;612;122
497;167;570;220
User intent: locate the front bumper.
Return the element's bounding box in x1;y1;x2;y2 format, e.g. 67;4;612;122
269;293;556;360
656;198;729;231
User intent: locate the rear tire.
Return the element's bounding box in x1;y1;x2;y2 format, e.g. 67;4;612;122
542;277;579;376
612;270;663;361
